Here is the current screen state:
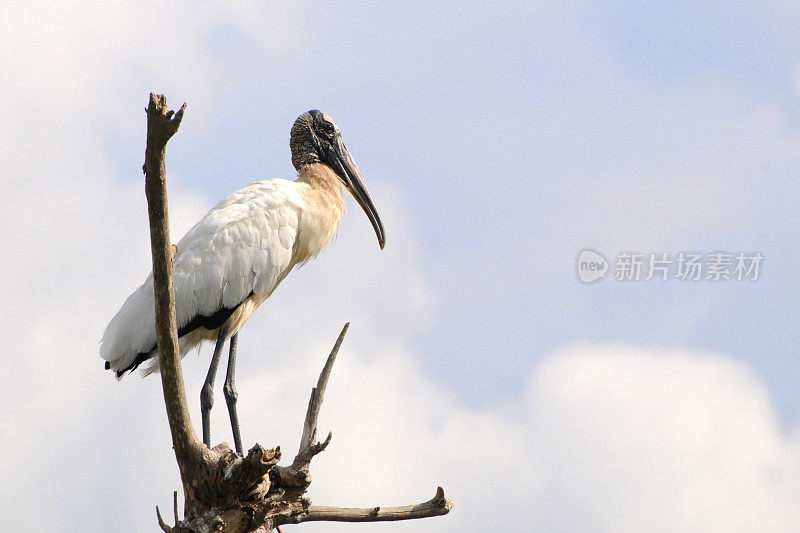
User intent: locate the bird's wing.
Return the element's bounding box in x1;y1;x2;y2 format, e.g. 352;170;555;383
100;179;303;375
173;180;302;323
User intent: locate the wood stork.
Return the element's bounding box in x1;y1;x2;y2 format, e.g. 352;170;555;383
100;110;385;455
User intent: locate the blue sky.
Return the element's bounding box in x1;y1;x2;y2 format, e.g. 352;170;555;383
2;1;800;531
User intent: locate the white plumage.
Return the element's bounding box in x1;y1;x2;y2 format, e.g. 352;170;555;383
100;110;384;453
100;179;309;376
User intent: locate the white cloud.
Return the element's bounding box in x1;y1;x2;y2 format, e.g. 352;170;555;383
525;346;800;533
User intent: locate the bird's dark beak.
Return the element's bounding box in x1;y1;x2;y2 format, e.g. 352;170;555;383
329;136;385;249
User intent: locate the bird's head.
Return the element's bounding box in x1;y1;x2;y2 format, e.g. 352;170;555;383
291;110;385;250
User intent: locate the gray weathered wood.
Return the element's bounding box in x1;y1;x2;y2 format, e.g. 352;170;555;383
295;487;454;524
143;93;201;493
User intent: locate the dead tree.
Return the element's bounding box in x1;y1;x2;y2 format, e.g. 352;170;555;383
141;93;453;532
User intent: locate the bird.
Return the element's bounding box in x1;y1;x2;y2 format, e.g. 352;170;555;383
100;110;385;455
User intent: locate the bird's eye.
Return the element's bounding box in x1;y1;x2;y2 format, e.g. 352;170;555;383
321;121;335;136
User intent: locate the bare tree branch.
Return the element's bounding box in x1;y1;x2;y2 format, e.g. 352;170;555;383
276;323;348;488
297;487;454;523
173;491;179;529
140;93;452;532
300;322;348;453
143;94;203;495
155;503;172;533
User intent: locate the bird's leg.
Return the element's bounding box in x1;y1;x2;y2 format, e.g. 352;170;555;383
201;326;228;449
223;332;243;455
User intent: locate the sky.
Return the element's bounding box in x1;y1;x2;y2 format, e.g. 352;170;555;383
1;1;800;531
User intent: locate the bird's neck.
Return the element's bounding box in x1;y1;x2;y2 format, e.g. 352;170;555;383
293;163;345;265
296;163;345;204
